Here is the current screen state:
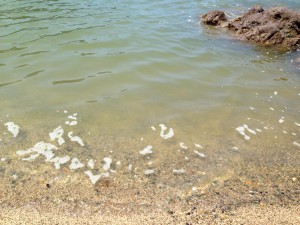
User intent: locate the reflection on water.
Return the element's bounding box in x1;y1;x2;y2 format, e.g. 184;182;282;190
0;0;299;191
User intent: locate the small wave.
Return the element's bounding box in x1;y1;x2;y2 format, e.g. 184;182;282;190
52;78;86;85
0;80;22;88
19;51;50;57
24;70;45;79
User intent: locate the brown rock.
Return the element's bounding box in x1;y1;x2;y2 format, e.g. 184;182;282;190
202;5;300;48
201;10;228;26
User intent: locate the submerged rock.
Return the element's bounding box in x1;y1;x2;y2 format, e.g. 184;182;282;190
201;5;300;48
201;10;228;26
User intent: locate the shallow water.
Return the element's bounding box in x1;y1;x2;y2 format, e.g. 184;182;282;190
0;0;299;191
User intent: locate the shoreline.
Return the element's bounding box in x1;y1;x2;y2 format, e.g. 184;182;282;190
1;154;299;224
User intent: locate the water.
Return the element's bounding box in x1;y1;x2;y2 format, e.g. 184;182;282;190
0;0;299;194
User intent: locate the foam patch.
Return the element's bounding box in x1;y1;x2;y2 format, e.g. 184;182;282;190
103;157;112;171
49;126;65;146
140;145;153;155
69;158;84;170
159;124;174;139
68;132;84;146
84;170;109;185
4;122;19;137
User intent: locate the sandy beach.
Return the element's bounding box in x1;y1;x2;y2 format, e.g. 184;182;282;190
1;143;299;224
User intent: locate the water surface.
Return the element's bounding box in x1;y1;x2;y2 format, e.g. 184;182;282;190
0;0;299;191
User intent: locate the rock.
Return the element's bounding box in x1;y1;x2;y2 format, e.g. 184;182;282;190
201;5;300;48
201;10;228;26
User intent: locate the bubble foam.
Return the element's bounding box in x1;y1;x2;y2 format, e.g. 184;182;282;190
68;132;84;146
159;124;174;139
84;170;109;185
140;145;153;155
49;126;65;146
69;158;84;170
4;122;19;137
50;156;70;169
103;157;112;171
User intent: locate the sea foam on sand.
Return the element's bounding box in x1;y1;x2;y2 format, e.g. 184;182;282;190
68;132;84;146
159;124;174;139
5;122;19;137
103;157;112;171
140;145;153;155
50;156;70;169
16;142;58;161
84;170;109;185
49;126;65;146
69;158;84;170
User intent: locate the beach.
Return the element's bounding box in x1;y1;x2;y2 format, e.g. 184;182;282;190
0;0;299;224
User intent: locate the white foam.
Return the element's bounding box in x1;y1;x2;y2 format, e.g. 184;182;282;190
0;158;6;162
249;107;255;110
22;153;40;161
232;147;239;150
88;159;94;169
128;164;132;171
184;157;189;160
279;117;284;123
151;126;156;131
68;132;84;146
12;174;18;180
140;145;153;155
64;110;68;113
295;122;300;127
292;133;296;136
50;156;70;169
173;169;185;174
144;169;154;175
49;126;65;146
195;143;203;149
69;158;84;170
65;121;70;125
159;124;174;139
4;122;19;137
194;150;205;158
236;124;257;140
269;107;275;111
44;150;55;162
274;91;278;95
179;142;188;150
293;141;300;147
84;170;109;185
69;121;78;126
16;148;35;156
244;124;256;135
255;129;262;132
16;142;58;161
103;157;112;171
68;115;77;120
236;126;250;140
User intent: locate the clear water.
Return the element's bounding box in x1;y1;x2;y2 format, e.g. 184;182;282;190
0;0;299;191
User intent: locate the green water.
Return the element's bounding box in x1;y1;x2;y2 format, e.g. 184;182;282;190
0;0;299;190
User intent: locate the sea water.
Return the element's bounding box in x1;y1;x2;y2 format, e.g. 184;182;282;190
0;0;299;190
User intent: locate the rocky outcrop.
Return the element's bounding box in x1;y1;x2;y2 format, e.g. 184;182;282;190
201;10;228;26
201;5;300;48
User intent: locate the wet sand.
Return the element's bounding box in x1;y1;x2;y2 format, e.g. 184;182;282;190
0;140;299;224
